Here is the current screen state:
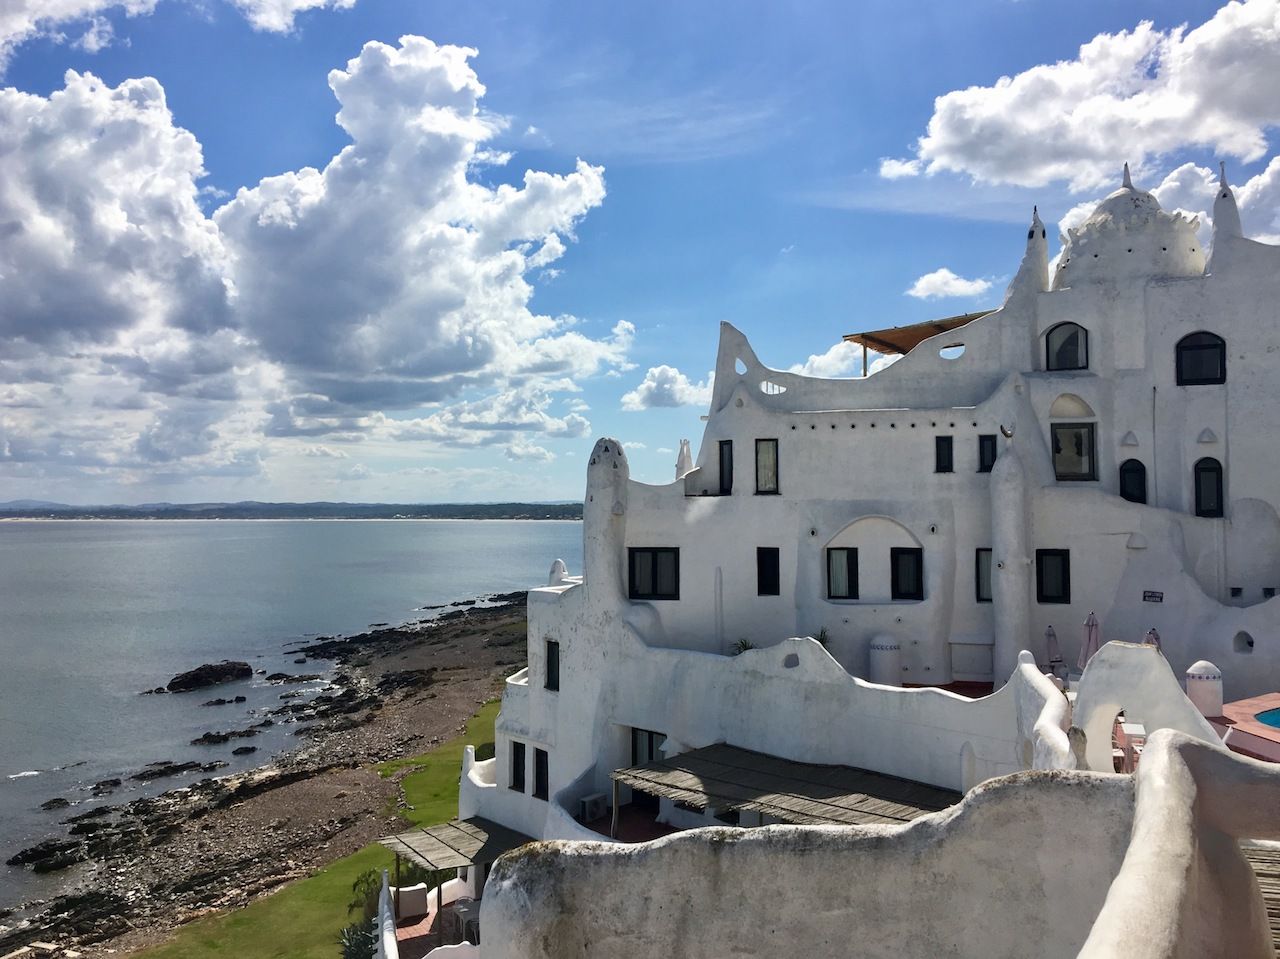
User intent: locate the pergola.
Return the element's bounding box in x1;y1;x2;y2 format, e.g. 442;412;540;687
610;743;959;834
843;310;993;375
379;816;534;919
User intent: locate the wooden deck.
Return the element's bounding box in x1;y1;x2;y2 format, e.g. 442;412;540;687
1245;842;1280;953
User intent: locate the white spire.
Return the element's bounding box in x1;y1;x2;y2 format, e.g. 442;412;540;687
1210;159;1243;254
1220;160;1229;189
1003;206;1049;304
1122;162;1133;190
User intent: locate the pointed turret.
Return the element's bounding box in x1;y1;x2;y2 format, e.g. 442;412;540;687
1003;206;1049;304
1122;162;1134;190
1212;161;1242;241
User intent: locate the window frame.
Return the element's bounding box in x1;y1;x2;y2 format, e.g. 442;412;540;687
935;435;954;474
533;748;549;801
754;438;779;495
1119;459;1147;504
1045;322;1089;372
890;547;925;601
544;639;560;692
1035;549;1071;604
509;741;526;793
977;434;997;473
628;547;680;600
718;439;733;495
756;546;781;596
1176;332;1226;386
1051;422;1098;481
1194;457;1224;518
975;548;993;603
825;547;859;600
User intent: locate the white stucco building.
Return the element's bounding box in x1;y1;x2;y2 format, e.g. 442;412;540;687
380;167;1280;958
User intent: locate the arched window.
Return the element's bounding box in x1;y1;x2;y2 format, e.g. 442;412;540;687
1119;459;1147;504
1176;332;1226;385
1194;457;1224;518
1046;323;1089;371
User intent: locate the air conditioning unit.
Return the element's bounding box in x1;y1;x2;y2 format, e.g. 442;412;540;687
579;792;608;823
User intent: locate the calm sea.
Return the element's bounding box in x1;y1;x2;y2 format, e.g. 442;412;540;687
0;519;582;907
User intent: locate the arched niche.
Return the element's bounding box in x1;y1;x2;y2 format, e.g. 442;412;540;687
1049;393;1096;418
824;517;923;604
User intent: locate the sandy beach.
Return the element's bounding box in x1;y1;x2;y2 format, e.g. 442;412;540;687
0;595;527;956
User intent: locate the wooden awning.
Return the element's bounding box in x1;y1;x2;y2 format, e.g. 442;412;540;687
843;310;993;356
379;817;534;871
612;743;959;827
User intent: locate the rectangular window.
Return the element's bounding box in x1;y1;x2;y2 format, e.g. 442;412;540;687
718;440;733;495
1051;423;1097;481
826;547;858;599
533;748;549;801
628;547;679;600
756;547;780;596
975;548;993;603
1230;587;1243;598
509;741;526;792
545;639;560;691
891;547;924;601
978;434;998;473
755;439;779;494
631;728;666;766
935;436;954;473
1036;549;1071;604
1265;588;1276;599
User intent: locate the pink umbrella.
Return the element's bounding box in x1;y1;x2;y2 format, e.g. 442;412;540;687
1078;611;1102;671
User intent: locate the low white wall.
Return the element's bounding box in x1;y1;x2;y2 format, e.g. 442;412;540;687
376;870;399;959
1078;730;1280;959
480;770;1134;959
1072;641;1222;772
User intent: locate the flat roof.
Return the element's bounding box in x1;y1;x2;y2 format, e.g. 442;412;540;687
612;743;960;827
379;817;534;871
843;310;994;356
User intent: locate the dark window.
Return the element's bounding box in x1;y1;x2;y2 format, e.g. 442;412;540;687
891;547;924;601
1230;587;1243;598
718;440;733;495
756;547;780;596
975;548;992;603
631;728;666;765
509;741;526;792
1036;550;1071;604
533;748;549;801
977;434;998;473
1119;459;1147;504
544;640;560;691
1176;332;1226;385
629;548;679;600
1046;323;1088;371
1051;423;1097;480
1265;588;1276;599
935;436;954;473
1194;457;1224;517
755;439;779;494
826;548;858;599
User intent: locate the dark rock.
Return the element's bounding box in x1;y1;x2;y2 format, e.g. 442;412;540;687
190;728;258;746
40;797;71;811
6;837;85;870
264;672;322;684
166;660;252;693
293;657;307;664
130;761;202;782
64;805;114;823
138;686;168;695
231;746;258;756
201;694;246;706
377;668;436;694
91;778;122;795
200;761;229;773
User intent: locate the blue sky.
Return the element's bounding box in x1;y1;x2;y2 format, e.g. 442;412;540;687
2;0;1278;502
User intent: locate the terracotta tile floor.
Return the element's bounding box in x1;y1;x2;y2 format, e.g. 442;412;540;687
582;805;679;843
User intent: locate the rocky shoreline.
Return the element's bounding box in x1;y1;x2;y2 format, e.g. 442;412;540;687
0;592;527;956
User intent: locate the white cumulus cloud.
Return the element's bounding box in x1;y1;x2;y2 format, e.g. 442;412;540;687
882;0;1280;191
905;268;993;300
621;366;713;411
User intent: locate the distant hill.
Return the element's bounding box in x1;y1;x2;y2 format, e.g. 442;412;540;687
0;500;583;520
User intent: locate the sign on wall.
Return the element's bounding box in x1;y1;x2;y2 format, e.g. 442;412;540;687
1143;591;1164;603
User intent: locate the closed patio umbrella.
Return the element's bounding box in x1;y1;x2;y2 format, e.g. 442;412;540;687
675;439;693;479
1045;626;1067;684
1078;611;1102;671
1144;627;1162;652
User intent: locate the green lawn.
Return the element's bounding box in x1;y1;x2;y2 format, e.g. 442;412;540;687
133;700;500;959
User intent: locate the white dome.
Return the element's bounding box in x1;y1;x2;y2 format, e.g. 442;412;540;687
1186;660;1221;679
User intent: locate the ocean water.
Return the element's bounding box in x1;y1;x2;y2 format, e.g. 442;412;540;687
0;519;582;907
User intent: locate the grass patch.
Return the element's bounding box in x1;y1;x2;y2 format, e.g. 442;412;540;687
130;700;500;959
